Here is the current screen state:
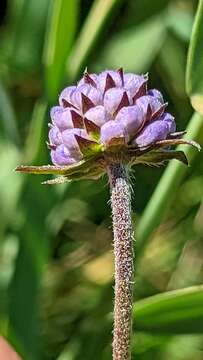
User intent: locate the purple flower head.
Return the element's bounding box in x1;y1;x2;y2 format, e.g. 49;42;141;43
47;69;179;167
16;69;200;184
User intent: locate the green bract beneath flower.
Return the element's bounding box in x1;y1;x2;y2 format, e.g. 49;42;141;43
16;69;201;184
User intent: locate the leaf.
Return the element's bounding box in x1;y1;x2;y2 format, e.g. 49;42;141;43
16;155;105;184
186;0;203;114
135;149;188;166
24;100;47;163
8;179;58;359
7;0;49;72
0;82;19;145
167;3;193;42
137;112;203;255
134;285;203;334
0;142;22;232
158;35;186;99
67;0;122;80
43;0;78;102
96;15;167;73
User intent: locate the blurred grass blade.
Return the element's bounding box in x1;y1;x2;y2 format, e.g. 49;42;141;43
0;82;19;145
96;15;167;73
158;35;186;99
137;112;203;255
186;0;203;114
167;2;193;42
67;0;122;80
8;0;49;72
134;285;203;333
43;0;78;102
24;100;47;163
0;142;22;234
8;180;58;359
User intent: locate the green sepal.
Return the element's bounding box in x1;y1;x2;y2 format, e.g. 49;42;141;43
74;135;102;157
16;155;105;185
83;117;100;141
132;149;189;166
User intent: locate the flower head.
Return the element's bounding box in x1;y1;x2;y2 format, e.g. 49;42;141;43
16;69;200;184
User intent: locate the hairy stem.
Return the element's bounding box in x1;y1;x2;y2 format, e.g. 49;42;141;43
108;164;134;360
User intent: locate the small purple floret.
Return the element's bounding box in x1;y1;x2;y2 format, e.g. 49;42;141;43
100;120;126;146
48;69;177;166
134;120;172;147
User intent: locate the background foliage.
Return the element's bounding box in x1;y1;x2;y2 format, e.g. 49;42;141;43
0;0;203;359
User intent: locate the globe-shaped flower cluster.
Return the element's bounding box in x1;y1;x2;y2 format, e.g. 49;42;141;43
48;69;176;166
16;69;199;184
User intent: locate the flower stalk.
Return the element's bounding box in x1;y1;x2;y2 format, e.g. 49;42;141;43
108;164;134;360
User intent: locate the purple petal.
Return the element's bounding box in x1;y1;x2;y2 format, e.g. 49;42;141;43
77;73;98;87
49;126;62;146
100;120;127;146
97;70;123;93
103;88;132;115
123;73;147;98
51;145;78;166
50;106;76;130
147;89;164;103
135;95;164;121
59;86;76;107
160;112;176;133
72;84;102;110
115;105;144;138
61;128;87;156
133;120;171;147
84;105;110;127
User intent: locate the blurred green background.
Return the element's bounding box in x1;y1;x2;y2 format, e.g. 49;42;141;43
1;0;203;359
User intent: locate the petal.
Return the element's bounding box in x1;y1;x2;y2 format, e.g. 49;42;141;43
51;145;78;166
100;120;127;146
72;84;102;110
97;70;123;93
48;126;62;146
50;106;76;130
123;73;147;98
134;120;171;147
135;95;164;121
77;73;98;87
84;105;110;127
160;112;176;133
115;105;144;138
61;128;87;155
103;88;132;115
59;86;76;107
147;88;164;103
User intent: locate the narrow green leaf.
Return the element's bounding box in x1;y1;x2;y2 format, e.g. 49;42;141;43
186;0;203;114
0;82;19;145
0;142;22;233
24;100;47;163
134;285;203;333
43;0;78;102
67;0;122;80
8;178;58;359
8;0;49;72
167;3;193;42
96;15;167;73
137;112;203;255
